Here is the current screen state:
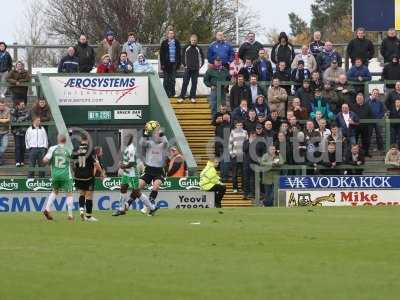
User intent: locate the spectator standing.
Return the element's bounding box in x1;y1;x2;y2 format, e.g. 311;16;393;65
253;48;273;82
267;110;282;133
389;99;400;146
260;145;283;206
11;101;30;166
96;31;121;65
291;97;308;120
229;74;251;109
7;61;31;105
381;55;400;89
380;28;400;64
267;78;288;117
273;61;291;95
229;120;248;193
229;52;244;80
320;142;341;175
310;89;334;120
0;99;10;165
367;89;385;152
336;103;359;145
0;42;12;98
385;81;400;112
242;130;257;199
238;57;256;81
295;79;314;113
133;54;154;73
231;99;249;124
323;60;345;84
254;95;268;123
122;32;143;64
96;54;116;73
347;28;374;66
291;45;317;73
309;31;325;57
58;47;79;73
346;144;365;175
178;34;204;103
208;32;234;67
271;32;295;68
347;58;371;94
248;74;266;107
310;71;324;92
74;34;95;73
291;60;311;91
116;52;133;73
333;74;355;107
213;105;231;182
385;145;400;174
25;117;48;178
160;29;181;97
31;99;51;122
317;41;342;72
244;109;258;132
239;32;264;62
204;57;230;118
199;160;226;208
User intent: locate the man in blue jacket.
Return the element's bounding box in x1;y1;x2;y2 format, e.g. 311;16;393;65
58;47;79;73
367;88;385;152
347;58;371;94
207;32;234;67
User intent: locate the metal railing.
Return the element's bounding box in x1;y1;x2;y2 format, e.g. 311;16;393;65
6;42;383;74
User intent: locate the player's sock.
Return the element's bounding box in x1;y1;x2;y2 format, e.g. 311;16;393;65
66;196;74;217
85;199;93;218
149;190;158;204
119;193;128;211
140;194;155;210
79;195;85;209
45;192;57;211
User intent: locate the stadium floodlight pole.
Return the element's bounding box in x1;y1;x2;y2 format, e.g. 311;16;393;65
236;0;240;45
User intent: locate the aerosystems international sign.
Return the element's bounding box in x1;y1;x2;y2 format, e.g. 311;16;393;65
48;76;149;125
280;175;400;207
0;177;215;212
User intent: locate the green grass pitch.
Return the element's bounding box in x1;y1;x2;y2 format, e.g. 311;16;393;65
1;207;400;300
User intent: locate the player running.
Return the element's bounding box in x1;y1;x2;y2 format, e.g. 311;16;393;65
112;134;155;216
73;135;105;222
42;133;74;221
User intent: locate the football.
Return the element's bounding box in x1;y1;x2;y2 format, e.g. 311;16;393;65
145;120;160;134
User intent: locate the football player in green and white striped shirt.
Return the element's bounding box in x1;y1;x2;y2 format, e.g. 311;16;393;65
42;133;74;221
112;134;155;216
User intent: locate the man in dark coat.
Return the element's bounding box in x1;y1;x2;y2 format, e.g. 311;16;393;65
160;29;181;97
380;28;400;64
347;27;374;65
271;32;295;68
74;35;95;73
238;32;264;62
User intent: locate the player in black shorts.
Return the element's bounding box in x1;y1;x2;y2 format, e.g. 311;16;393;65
73;135;104;221
134;127;169;215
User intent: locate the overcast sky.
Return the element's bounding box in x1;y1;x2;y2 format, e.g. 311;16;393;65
0;0;314;44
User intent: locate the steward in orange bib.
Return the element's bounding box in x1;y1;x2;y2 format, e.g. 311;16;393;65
166;146;187;177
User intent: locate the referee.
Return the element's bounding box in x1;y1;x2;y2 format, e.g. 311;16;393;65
73;135;105;221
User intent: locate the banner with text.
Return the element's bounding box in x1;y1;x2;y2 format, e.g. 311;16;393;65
47;75;149;125
285;190;400;207
279;176;400;190
0;191;214;213
0;177;200;192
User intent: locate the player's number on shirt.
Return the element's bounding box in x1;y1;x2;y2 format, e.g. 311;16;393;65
55;156;66;168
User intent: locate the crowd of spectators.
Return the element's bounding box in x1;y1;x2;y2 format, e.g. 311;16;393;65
2;26;400;204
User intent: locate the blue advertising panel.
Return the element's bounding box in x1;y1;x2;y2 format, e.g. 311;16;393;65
279;176;400;190
353;0;395;31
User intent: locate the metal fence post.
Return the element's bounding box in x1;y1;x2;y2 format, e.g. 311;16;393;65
255;166;260;206
216;81;222;110
12;42;18;62
385;117;391;151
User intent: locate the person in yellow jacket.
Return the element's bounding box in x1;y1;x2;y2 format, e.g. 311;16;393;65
200;160;226;208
